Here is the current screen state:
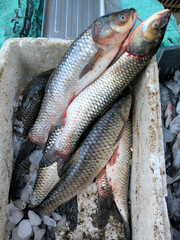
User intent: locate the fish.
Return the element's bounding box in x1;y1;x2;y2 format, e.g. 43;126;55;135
96;167;113;229
17;69;53;136
10;139;36;201
106;119;132;240
9;70;52;201
29;9;171;208
31;90;132;214
28;9;138;146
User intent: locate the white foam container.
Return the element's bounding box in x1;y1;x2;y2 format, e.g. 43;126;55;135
0;38;171;240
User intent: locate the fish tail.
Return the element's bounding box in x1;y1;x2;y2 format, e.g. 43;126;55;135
9;139;35;201
97;193;113;229
97;167;113;228
55;196;78;231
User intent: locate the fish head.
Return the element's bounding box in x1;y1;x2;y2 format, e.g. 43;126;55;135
126;9;171;57
92;8;138;46
112;88;132;121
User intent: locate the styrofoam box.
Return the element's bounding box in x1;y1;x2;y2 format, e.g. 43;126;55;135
0;38;171;240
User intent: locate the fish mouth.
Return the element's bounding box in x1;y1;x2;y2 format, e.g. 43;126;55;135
157;9;171;27
132;10;138;21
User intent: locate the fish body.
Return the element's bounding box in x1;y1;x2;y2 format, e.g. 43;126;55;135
106;120;132;240
32;92;132;214
29;9;171;208
17;69;53;136
29;9;138;145
30;46;146;207
10;70;52;201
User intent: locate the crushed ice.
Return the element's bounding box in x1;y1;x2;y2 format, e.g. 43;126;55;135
160;70;180;239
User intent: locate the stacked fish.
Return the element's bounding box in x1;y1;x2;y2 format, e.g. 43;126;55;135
8;8;171;240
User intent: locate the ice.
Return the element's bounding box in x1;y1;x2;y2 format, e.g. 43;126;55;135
170;115;180;136
163;127;174;143
30;172;37;186
12;226;32;240
6;204;24;224
165;79;180;96
13;135;25;159
56;216;67;232
70;229;83;240
172;135;180;169
28;210;41;226
13;119;24;134
13;199;24;209
6;221;16;232
20;184;33;202
17;220;32;238
43;215;56;227
52;212;62;221
176;101;180;114
33;226;46;240
29;150;43;169
174;70;180;82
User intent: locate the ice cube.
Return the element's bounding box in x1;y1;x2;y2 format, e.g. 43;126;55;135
20;184;33;202
172;135;180;169
43;215;56;227
33;226;46;240
176;101;180;115
174;70;180;82
30;172;37;186
6;221;16;232
170;115;180;136
165;79;180;96
13;199;24;209
52;212;62;221
28;210;41;226
6;204;24;224
29;150;43;169
163;127;174;143
71;229;83;240
17;220;32;238
12;226;31;240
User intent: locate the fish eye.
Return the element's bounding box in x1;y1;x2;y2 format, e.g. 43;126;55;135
119;15;127;23
152;22;159;29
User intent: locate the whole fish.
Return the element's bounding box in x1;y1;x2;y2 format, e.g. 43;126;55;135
29;9;171;209
32;91;132;214
106;119;132;240
10;70;52;201
29;9;138;146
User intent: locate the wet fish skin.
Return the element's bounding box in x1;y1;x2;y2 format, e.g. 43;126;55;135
17;69;53;136
106;120;132;240
10;140;36;201
30;84;132;208
30;9;171;208
29;9;138;146
32;92;132;215
10;70;52;201
96;167;113;229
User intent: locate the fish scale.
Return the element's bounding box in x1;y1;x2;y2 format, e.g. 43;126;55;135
29;28;98;144
53;52;149;154
29;9;137;145
106;119;132;240
30;9;171;209
30;52;150;208
34;94;131;215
